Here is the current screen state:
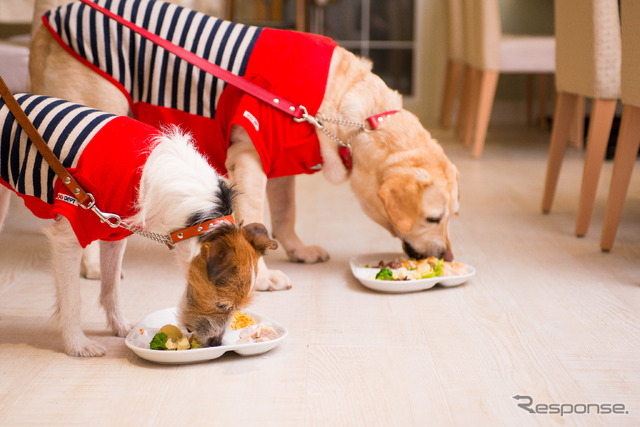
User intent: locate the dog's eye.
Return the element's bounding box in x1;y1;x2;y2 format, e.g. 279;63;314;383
216;302;233;312
426;217;441;224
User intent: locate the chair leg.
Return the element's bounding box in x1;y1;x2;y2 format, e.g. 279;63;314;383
456;64;474;140
569;96;586;148
456;65;477;141
462;67;481;147
537;74;549;130
439;59;465;129
526;74;534;127
471;69;499;158
541;92;580;213
575;98;617;237
600;105;640;251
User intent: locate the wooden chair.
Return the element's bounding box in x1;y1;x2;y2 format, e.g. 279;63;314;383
460;0;555;158
541;0;621;239
600;0;640;251
439;0;465;129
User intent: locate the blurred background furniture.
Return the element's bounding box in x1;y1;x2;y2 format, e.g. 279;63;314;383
456;0;480;145
459;0;555;158
600;0;640;251
0;0;33;93
541;0;621;238
439;0;465;129
225;0;307;31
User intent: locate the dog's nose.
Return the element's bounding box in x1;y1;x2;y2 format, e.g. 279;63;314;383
206;334;223;347
402;241;424;259
402;241;453;261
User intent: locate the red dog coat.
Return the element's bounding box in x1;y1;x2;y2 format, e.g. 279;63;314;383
43;0;337;178
0;93;160;247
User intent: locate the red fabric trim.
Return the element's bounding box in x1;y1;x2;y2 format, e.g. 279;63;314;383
42;15;135;113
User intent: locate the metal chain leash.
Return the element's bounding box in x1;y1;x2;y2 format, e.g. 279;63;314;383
119;223;174;247
78;195;175;247
313;111;369;150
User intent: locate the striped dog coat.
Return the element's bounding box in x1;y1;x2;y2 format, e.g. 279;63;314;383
42;0;337;178
0;93;160;247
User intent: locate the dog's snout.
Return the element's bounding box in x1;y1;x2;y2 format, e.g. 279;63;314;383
206;334;223;347
402;241;423;259
402;241;453;261
442;249;454;262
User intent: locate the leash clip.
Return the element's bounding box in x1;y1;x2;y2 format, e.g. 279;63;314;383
293;105;324;129
80;193;122;228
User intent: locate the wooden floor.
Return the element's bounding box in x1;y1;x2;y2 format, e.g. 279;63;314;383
1;124;639;426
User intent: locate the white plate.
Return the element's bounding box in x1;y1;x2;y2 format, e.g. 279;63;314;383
125;307;288;364
350;252;475;293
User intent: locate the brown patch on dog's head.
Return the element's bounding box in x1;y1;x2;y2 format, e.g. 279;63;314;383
178;222;277;347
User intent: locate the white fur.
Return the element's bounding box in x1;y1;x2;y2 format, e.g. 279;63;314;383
129;127;224;266
0;128;227;356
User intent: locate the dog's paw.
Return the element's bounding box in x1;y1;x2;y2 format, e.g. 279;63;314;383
80;261;101;280
66;338;106;357
109;320;132;338
286;245;330;264
255;269;292;292
80;264;125;280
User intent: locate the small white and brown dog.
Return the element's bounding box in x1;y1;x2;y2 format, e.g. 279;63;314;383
30;0;460;292
0;93;277;357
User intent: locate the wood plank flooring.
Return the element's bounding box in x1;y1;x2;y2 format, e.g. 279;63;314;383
1;124;639;426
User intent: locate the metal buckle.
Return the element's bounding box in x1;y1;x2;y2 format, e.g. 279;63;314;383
363;120;375;133
293;105;324;129
78;193;96;210
79;193;122;228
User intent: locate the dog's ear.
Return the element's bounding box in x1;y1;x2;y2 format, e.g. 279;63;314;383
378;172;429;234
243;223;278;254
201;242;230;283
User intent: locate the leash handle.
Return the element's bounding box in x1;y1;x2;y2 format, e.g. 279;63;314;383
77;0;307;120
0;76;91;205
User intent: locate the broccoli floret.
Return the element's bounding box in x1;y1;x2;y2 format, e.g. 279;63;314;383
149;332;168;350
375;268;394;280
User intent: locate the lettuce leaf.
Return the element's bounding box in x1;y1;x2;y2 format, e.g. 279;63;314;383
421;259;444;279
149;332;168;350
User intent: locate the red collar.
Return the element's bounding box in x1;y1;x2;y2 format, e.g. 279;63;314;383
366;110;401;130
168;215;235;248
338;110;400;171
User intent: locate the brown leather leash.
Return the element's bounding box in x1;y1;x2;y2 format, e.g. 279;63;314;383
0;75;233;248
0;76;91;206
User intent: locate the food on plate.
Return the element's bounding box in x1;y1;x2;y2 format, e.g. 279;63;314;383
231;311;279;343
237;323;279;344
370;257;468;281
230;311;255;330
148;314;279;350
159;324;183;341
149;324;201;350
